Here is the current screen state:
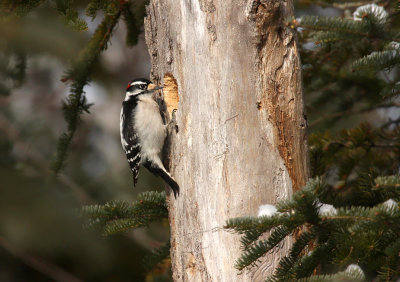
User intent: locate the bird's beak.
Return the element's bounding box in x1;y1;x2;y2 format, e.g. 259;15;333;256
147;83;163;91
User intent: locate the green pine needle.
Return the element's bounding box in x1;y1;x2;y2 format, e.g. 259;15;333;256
313;31;355;44
0;0;43;17
104;218;143;235
121;1;146;46
227;175;400;280
296;269;365;282
235;226;293;271
353;50;400;71
81;191;168;235
273;227;318;279
384;237;400;257
52;12;120;173
299;16;370;36
85;0;108;19
54;0;88;31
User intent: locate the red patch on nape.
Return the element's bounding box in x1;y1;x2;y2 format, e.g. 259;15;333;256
126;83;131;90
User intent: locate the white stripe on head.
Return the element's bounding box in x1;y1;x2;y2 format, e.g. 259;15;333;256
131;81;148;86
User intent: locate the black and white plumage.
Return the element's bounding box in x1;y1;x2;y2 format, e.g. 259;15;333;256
120;78;180;197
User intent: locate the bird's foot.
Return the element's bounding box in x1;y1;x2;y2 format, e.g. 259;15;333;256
168;109;178;134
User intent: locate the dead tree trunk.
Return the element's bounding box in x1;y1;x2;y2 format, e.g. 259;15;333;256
144;0;309;281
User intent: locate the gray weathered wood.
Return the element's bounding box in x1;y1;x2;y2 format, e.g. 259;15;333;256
144;0;309;280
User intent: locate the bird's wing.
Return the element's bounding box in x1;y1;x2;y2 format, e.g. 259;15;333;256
124;133;141;186
121;98;141;186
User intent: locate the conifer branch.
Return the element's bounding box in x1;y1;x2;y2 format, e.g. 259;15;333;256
81;191;168;235
296;268;365;282
227;175;400;280
0;112;93;203
313;31;356;44
384;237;400;257
235;226;293;271
52;12;120;173
0;236;83;282
374;175;400;189
289;243;333;279
0;0;43;16
85;0;114;19
227;1;400;280
353;50;400;71
53;0;88;31
121;1;146;46
299;16;370;36
273;227;319;279
225;215;289;250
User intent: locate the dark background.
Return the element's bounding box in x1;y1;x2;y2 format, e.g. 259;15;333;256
0;6;171;281
1;2;397;281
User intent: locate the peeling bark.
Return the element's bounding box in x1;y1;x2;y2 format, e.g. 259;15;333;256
144;0;309;280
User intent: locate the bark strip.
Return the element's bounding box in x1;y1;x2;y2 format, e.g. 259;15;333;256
144;0;308;280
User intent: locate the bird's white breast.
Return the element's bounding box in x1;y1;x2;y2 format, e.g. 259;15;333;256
134;95;166;163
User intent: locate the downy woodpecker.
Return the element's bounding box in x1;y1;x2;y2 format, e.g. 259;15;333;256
120;78;179;197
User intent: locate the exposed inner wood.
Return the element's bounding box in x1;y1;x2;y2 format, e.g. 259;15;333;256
163;73;179;116
144;0;309;280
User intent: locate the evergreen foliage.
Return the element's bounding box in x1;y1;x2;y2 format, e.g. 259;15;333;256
1;0;147;173
296;0;400;131
2;0;167;277
54;0;88;31
226;0;400;280
3;0;400;280
52;12;119;173
0;0;43;17
299;16;371;36
81;191;168;235
81;190;171;273
309;123;399;182
121;0;148;46
296;267;365;282
226;177;400;281
52;0;146;173
353;49;400;71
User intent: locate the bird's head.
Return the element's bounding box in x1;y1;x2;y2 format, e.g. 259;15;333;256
125;78;162;99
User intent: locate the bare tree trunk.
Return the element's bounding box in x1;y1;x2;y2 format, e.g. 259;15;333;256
144;0;309;281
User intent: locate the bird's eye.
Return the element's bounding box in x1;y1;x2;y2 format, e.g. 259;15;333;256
139;85;146;90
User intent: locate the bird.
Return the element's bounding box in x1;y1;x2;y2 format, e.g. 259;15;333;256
120;78;180;197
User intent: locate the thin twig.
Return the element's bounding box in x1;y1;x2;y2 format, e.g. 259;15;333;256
0;113;93;204
0;236;83;282
323;215;373;221
0;112;159;249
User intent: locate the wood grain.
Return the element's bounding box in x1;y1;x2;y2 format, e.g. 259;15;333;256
144;0;309;280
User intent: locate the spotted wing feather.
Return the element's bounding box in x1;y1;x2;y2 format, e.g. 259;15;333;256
121;97;141;186
124;134;141;185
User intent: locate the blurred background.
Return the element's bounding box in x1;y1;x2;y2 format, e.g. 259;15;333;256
0;2;171;281
1;0;399;281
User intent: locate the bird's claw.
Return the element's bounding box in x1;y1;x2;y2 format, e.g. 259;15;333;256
169;109;178;134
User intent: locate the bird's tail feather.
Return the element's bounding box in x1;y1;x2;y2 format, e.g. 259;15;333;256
144;161;180;198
